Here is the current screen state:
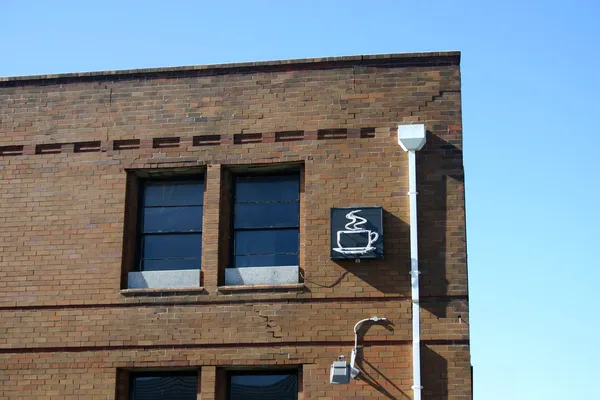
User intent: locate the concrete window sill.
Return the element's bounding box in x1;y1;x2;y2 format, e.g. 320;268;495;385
127;270;201;289
224;265;299;286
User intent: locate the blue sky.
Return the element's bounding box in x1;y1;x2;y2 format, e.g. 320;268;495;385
2;1;599;398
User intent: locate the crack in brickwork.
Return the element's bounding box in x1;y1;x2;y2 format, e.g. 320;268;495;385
253;305;283;339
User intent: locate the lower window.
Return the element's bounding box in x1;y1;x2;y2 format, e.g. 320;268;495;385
130;371;198;400
228;370;298;400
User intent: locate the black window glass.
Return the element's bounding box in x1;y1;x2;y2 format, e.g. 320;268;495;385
234;254;299;268
143;206;203;233
229;373;297;400
235;175;299;202
137;179;203;272
144;181;203;207
235;229;298;256
234;202;299;229
131;373;197;400
234;229;299;267
141;234;202;271
142;258;200;272
143;234;202;259
232;173;300;268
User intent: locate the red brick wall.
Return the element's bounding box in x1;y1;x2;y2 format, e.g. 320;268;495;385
0;53;470;399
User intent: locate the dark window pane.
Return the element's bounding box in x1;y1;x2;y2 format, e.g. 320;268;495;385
133;374;198;400
142;234;202;259
235;175;299;202
234;202;298;229
234;229;298;256
143;206;203;233
229;374;297;400
144;181;204;207
234;254;299;268
142;258;201;271
231;173;300;269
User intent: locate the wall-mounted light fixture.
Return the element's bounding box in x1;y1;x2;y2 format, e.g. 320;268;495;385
330;316;388;384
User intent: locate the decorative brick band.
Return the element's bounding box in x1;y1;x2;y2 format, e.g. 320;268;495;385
0;127;378;158
0;339;470;355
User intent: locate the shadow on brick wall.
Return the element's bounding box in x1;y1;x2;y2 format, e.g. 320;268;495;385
356;344;412;399
421;345;449;398
328;132;464;317
418;132;465;318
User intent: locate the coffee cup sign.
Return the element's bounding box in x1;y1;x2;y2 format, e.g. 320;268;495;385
333;210;378;254
330;207;383;259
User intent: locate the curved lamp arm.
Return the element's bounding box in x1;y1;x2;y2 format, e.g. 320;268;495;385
350;316;387;378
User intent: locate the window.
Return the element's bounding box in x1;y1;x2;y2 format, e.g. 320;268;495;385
228;371;298;400
129;371;198;400
137;178;204;271
232;173;300;268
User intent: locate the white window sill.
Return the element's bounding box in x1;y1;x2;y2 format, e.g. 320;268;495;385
224;265;299;286
127;270;200;289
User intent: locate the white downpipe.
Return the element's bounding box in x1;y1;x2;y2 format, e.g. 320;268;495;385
408;150;423;400
397;124;426;400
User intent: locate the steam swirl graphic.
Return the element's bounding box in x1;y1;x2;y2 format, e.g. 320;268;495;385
344;210;367;231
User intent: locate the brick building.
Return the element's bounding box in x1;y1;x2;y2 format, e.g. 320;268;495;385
0;52;471;399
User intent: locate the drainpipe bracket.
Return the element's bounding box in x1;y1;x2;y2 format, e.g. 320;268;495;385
407;190;419;195
411;385;424;390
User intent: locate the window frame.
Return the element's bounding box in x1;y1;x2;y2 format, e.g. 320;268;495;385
226;369;299;400
134;175;205;273
230;171;301;269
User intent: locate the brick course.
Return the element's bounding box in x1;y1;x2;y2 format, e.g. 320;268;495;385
0;52;470;399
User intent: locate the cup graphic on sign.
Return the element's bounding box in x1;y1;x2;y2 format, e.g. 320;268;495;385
332;210;379;255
